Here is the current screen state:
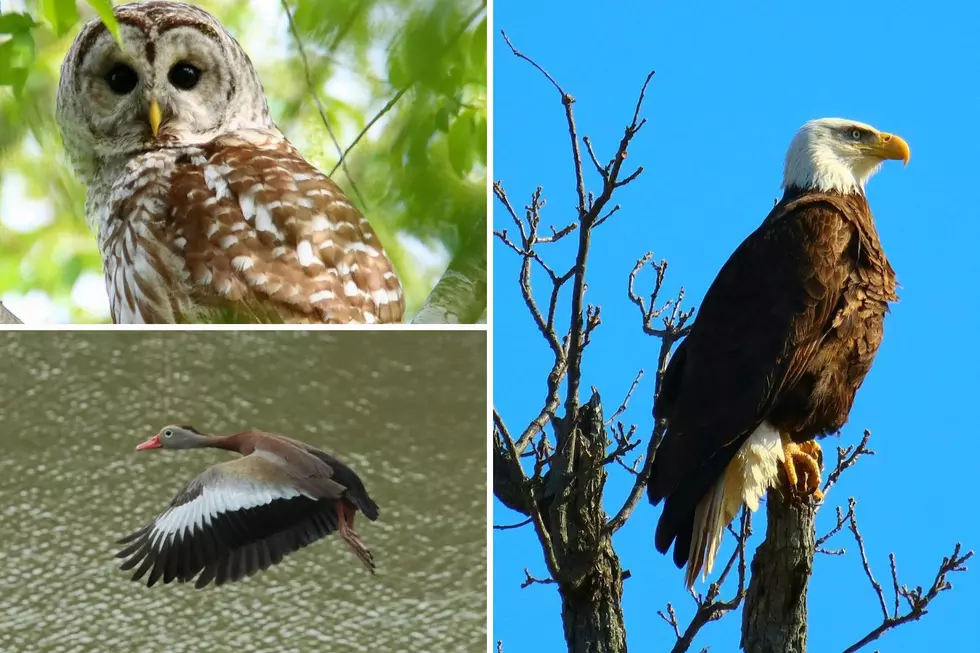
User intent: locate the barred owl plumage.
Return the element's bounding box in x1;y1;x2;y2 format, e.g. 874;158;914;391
56;1;404;324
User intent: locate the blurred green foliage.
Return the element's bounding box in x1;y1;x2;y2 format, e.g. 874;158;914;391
0;0;486;323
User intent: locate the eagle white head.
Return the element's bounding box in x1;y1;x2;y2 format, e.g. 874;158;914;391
782;118;910;195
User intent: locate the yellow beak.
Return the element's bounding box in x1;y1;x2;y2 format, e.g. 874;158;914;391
148;98;162;138
872;132;911;166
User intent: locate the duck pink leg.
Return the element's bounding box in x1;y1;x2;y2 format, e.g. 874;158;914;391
336;501;349;536
336;501;376;574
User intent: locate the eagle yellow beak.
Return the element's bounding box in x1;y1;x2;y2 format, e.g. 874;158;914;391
871;132;910;166
148;98;162;138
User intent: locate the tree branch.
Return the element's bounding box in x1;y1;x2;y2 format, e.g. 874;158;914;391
605;370;643;426
0;301;22;325
329;3;486;177
493;408;565;585
822;429;875;497
841;528;972;652
663;509;752;653
412;209;487;324
606;251;693;537
279;0;364;206
493;33;656;652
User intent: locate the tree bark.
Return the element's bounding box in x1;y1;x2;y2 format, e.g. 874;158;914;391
412;212;487;324
561;540;626;653
0;302;22;325
741;489;816;653
552;392;627;653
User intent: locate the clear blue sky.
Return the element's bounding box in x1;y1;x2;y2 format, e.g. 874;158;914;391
493;1;980;651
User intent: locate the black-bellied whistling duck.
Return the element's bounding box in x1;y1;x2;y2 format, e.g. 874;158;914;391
116;425;379;589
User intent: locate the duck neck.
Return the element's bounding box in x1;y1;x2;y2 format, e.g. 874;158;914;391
207;431;253;454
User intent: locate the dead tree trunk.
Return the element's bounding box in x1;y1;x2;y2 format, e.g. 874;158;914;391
550;395;627;653
561;543;626;653
741;490;816;653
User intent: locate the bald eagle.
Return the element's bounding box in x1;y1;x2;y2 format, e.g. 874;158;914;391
647;118;908;588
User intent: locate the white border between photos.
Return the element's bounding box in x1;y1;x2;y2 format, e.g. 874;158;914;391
485;1;495;651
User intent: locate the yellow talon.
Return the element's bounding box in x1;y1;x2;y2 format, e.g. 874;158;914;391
780;434;824;502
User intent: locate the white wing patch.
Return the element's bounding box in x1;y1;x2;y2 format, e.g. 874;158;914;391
149;479;313;544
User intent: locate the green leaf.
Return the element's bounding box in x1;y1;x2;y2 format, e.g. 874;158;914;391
435;106;451;133
0;30;35;94
470;16;486;70
61;255;84;288
86;0;122;45
40;0;80;37
474;112;487;164
388;51;408;89
447;109;476;177
0;13;35;34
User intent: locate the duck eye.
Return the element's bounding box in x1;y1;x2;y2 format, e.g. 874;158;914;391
104;63;139;94
163;429;173;438
850;129;863;140
168;62;201;90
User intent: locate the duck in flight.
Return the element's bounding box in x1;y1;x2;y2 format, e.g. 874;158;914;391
116;425;379;588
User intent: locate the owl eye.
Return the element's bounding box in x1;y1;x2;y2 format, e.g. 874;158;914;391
850;129;863;140
168;62;201;90
104;63;139;94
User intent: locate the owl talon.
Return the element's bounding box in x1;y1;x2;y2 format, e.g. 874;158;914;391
780;435;824;502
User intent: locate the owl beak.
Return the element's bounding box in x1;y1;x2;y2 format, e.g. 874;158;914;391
148;98;163;138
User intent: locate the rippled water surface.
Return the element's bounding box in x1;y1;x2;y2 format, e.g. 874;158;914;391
0;331;486;652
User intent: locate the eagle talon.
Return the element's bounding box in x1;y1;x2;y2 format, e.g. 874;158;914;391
781;435;824;503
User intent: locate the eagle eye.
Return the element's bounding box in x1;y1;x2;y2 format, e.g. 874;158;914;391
849;128;863;141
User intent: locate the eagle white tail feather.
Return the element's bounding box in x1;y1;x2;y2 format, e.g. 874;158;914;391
686;422;785;587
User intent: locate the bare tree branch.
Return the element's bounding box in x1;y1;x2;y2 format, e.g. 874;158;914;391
605;370;644;426
605;252;693;537
628;253;694;339
822;429;875;497
522;567;558;589
841;521;972;653
492;33;657;652
815;503;853;556
493;408;564;585
663;509;752;653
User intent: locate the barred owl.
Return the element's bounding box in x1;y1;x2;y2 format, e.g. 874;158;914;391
56;1;404;324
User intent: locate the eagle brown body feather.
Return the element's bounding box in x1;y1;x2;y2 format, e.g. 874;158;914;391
647;187;897;576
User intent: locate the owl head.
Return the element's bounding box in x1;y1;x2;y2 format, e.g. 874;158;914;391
56;1;275;183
